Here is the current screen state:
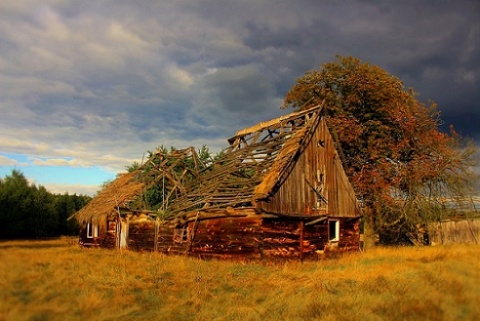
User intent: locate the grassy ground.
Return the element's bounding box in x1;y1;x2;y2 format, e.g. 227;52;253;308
0;238;479;321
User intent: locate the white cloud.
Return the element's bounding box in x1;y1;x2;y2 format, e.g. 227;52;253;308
0;138;52;155
30;157;89;168
42;182;101;196
0;155;20;166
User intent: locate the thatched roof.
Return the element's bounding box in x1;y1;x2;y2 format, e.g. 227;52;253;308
71;147;206;223
72;171;145;223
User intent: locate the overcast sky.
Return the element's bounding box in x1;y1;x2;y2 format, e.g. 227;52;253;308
0;0;479;195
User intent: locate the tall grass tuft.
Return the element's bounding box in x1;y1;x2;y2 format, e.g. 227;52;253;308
0;238;479;320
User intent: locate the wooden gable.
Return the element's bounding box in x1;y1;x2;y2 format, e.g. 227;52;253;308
256;118;359;218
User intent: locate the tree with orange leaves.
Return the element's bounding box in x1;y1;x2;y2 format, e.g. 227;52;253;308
284;56;478;244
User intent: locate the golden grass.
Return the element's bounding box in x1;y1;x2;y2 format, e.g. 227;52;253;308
0;238;479;321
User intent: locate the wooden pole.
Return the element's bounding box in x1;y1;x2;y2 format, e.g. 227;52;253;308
299;221;305;261
154;216;159;252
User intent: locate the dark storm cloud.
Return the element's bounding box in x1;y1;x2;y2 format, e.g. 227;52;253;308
199;65;276;113
372;2;480;141
0;0;478;183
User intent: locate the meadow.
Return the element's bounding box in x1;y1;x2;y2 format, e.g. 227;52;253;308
0;238;479;321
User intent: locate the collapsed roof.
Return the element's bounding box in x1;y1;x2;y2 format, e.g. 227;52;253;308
74;103;358;223
165;104;326;218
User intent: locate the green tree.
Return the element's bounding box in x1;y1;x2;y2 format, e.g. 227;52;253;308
126;161;141;173
30;185;57;238
0;170;91;239
284;56;478;244
54;193;89;236
143;145;214;211
0;170;33;238
121;145;217;212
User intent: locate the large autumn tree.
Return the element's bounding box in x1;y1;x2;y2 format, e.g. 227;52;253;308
284;56;478;244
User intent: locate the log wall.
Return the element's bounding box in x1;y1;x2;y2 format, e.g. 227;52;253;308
101;219;117;249
124;216;360;259
261;217;361;259
157;224;189;255
187;216;263;259
128;221;155;251
336;217;362;252
92;215;361;260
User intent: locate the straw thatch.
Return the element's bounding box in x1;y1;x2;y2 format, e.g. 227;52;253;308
72;171;145;224
71;146;207;224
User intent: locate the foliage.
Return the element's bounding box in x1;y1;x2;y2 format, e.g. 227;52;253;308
127;145;216;212
125;161;141;173
1;239;479;320
284;55;479;243
0;170;91;239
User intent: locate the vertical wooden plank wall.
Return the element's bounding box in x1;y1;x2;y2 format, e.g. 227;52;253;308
261;119;358;218
429;219;480;245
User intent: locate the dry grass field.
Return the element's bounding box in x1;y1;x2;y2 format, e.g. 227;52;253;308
0;238;479;321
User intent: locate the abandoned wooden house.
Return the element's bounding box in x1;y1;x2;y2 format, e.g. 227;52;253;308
72;104;362;260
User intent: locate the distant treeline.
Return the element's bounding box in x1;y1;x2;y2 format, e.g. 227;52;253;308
0;170;91;239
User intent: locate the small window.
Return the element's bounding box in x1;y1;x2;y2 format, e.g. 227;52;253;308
328;219;340;242
86;222;99;238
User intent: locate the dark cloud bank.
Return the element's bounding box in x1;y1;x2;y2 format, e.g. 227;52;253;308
0;0;478;175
